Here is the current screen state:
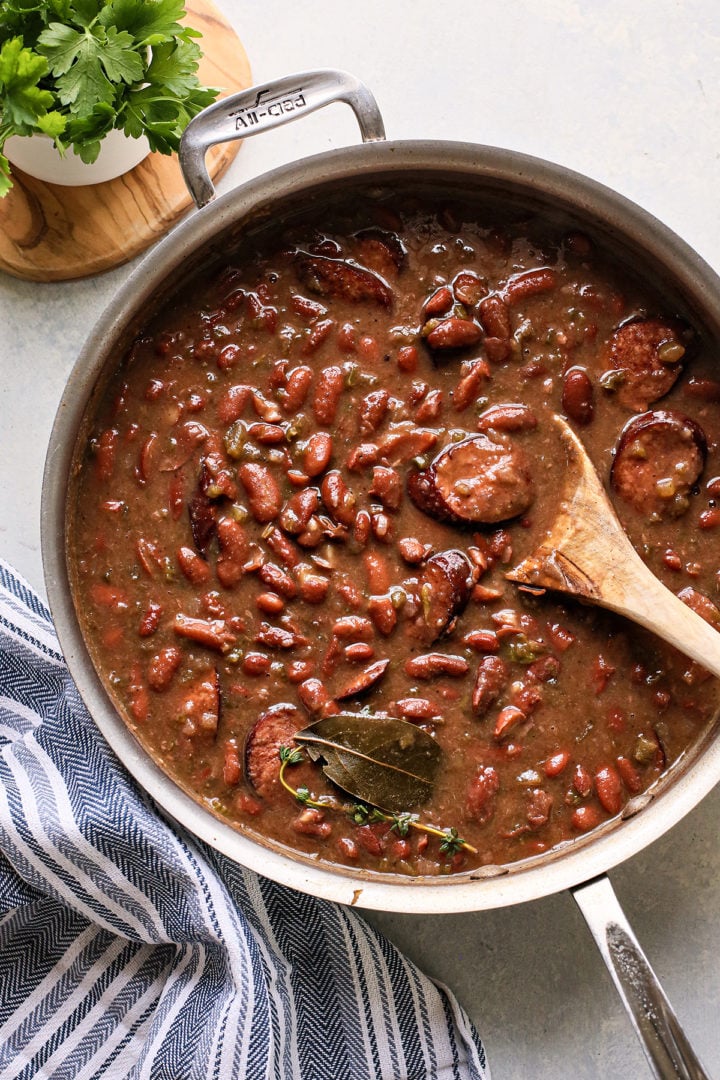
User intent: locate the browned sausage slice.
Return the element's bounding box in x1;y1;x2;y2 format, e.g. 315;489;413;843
294;250;393;306
604;318;689;411
245;703;303;798
408;434;535;524
353;227;407;275
416;550;475;642
611;410;706;518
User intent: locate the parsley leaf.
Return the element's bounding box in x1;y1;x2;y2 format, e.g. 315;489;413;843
97;0;185;46
0;0;219;195
0;36;54;129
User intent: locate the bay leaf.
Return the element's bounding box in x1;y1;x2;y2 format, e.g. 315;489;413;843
294;713;442;813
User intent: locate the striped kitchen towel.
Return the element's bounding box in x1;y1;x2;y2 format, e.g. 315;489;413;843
0;560;489;1080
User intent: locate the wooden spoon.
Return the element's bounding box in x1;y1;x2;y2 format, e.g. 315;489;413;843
506;414;720;679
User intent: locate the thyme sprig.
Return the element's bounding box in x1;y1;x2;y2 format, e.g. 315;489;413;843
278;746;477;857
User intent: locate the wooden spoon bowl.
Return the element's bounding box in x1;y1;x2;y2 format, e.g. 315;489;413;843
506;414;720;679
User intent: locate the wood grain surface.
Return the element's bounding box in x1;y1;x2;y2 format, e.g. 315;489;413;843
0;0;251;282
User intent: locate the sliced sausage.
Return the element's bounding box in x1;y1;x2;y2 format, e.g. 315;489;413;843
611;410;706;518
416;550;475;643
294;250;393;306
353;227;407;276
408;433;535;525
245;703;303;798
603;317;689;412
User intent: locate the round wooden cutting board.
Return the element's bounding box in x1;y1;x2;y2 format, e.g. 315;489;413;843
0;0;251;282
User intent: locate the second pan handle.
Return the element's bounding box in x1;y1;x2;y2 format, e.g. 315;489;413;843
179;69;386;208
572;873;710;1079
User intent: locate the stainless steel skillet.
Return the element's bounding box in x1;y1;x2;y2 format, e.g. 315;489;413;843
42;70;720;1079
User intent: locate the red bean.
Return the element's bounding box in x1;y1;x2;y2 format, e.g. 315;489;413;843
493;704;525;739
426;317;482;350
404;653;469;679
395;698;442;722
477;403;538;433
544;750;571;777
336;659;389;699
147;646;183;691
95;428;119;483
138;601;162;638
617;756;643;793
302;317;336;355
416;388;444;422
359;389;390;435
173;614;237;653
242;652;272;675
282;366;313;413
472;656;509;716
223;741;242;786
345;643;375;663
298;677;334;714
561;367;594;425
255;623;307;650
478;294;511;339
218;343;242;370
333;615;374;640
368;595;397;636
397;345;418;372
573;763;593;798
503;267;558;305
239;463;282;523
595;764;623;814
321;471;356;526
352;509;372;547
248;422;286;445
453;271;485;307
128;663;149;722
397;536;429;564
699;507;720;529
303;432;333;477
280;488;319;535
265;528;301;568
462;630;500;653
363;550;391;594
571;804;602;832
297;570;330;604
255;591;283;615
178;546;211;585
453;359;490;411
424;285;453;316
286;660;315;683
216;518;249;588
312;365;345;425
258;562;297;598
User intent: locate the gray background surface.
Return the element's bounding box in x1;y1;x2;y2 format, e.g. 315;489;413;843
2;2;719;1077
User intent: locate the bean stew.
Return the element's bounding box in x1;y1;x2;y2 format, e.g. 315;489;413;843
70;187;720;877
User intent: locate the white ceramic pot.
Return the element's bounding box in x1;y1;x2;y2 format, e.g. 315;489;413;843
4;128;151;186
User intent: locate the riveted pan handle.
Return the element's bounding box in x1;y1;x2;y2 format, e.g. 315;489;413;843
179;69;386;208
573;874;710;1080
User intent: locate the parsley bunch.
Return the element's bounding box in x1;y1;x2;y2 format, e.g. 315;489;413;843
0;0;220;196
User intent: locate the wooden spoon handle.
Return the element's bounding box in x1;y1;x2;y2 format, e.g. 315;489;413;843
596;540;720;679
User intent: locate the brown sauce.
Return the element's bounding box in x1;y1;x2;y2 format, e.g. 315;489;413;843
70;191;720;877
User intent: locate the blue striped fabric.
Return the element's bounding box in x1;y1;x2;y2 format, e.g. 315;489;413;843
0;560;490;1080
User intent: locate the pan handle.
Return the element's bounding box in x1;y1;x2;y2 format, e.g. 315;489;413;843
572;873;710;1079
179;69;386;209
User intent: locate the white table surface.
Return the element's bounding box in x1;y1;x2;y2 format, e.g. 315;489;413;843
3;2;720;1076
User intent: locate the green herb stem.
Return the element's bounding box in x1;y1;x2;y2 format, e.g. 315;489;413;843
278;747;478;857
